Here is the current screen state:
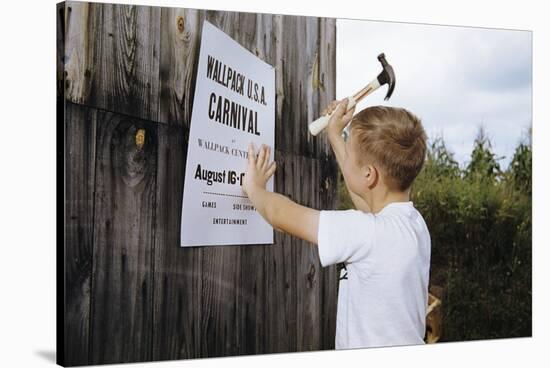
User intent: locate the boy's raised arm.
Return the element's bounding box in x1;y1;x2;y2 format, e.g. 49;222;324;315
243;143;320;245
325;99;371;213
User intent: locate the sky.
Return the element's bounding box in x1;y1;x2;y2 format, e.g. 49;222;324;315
336;19;532;167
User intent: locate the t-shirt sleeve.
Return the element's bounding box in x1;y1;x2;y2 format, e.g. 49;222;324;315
317;209;375;267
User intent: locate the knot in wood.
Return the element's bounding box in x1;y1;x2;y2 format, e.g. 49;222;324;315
135;129;145;150
177;16;185;33
112;122;155;188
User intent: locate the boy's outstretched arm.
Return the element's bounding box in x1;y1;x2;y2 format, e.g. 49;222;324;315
242;143;319;245
325;99;371;213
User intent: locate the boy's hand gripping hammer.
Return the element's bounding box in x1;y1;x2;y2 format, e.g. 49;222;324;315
308;53;396;136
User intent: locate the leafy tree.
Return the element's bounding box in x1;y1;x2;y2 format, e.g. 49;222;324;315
465;126;502;182
423;135;461;179
507;133;532;195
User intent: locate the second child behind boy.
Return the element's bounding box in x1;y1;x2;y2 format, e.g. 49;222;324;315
242;99;431;349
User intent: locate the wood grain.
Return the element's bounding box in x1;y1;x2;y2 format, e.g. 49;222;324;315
319;154;339;349
90;110;158;364
57;3;65;364
295;154;321;351
62;2;339;364
63;1;100;105
158;7;202;126
278;15;326;158
264;151;298;353
317;18;337;159
64;1;161;122
208;11;272;357
151;117;204;361
153;8;204;361
64;102;97;366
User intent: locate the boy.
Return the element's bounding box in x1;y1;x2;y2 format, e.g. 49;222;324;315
242;98;431;349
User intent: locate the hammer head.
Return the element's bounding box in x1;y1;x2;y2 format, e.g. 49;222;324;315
376;53;396;100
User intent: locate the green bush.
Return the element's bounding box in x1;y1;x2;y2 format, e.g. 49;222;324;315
337;128;532;341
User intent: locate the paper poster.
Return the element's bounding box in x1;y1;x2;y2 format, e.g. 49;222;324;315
180;21;275;246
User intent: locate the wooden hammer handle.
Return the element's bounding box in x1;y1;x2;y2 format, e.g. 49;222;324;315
308;97;357;136
353;77;381;102
308;77;381;136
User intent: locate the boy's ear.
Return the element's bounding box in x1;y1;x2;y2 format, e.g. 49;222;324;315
364;164;378;189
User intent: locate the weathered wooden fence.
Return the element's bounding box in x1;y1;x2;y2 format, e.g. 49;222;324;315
58;1;339;365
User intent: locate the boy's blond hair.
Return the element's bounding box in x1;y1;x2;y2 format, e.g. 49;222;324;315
350;106;427;191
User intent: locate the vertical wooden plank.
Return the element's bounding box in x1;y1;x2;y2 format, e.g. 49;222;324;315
64;2;161;121
264;151;298;353
199;244;240;357
152;122;203;361
295;155;321;351
278;15;322;158
254;13;277;64
90;111;158;364
238;240;266;356
64;102;97;366
63;1;101;105
304;18;321;159
277;16;310;350
91;3;160;121
273;14;285;155
317;17;337;159
263;14;301;354
152;7;204;361
158;7;202;126
278;15;297;155
57;3;66;365
317;16;338;350
319;157;339;349
275;14;328;351
311;157;323;348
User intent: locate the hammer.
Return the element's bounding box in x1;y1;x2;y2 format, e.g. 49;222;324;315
308;53;396;136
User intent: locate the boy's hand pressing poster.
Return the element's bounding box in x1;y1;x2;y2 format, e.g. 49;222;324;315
180;21;275;247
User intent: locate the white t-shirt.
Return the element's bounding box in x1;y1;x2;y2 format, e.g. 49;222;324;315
317;201;431;349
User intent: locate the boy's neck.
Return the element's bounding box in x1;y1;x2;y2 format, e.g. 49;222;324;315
364;188;410;214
